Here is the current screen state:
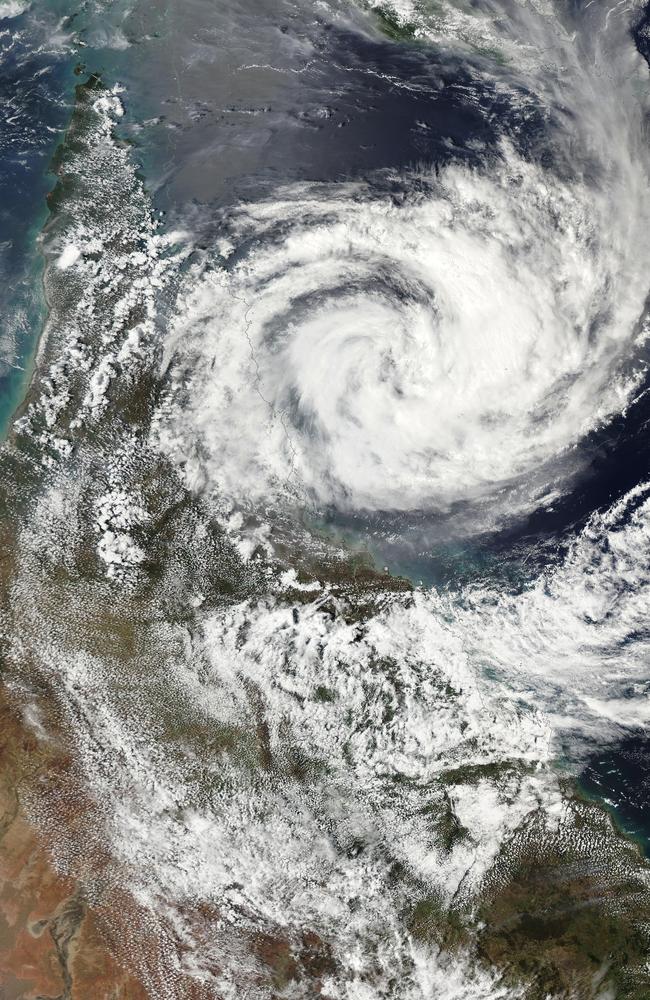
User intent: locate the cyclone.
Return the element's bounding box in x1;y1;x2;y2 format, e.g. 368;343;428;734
158;0;650;537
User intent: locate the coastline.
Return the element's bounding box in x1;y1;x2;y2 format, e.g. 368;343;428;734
2;72;102;443
0;5;80;442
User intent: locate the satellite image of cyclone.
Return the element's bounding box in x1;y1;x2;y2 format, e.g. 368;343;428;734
3;0;650;997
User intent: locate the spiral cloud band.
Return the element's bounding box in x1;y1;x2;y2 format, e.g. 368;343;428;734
161;137;650;525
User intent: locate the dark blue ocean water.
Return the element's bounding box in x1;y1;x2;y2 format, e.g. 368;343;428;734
579;735;650;858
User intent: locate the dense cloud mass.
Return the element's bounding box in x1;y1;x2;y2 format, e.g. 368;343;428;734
159;148;649;518
156;0;650;537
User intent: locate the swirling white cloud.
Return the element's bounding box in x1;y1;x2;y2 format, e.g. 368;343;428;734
159;137;650;521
